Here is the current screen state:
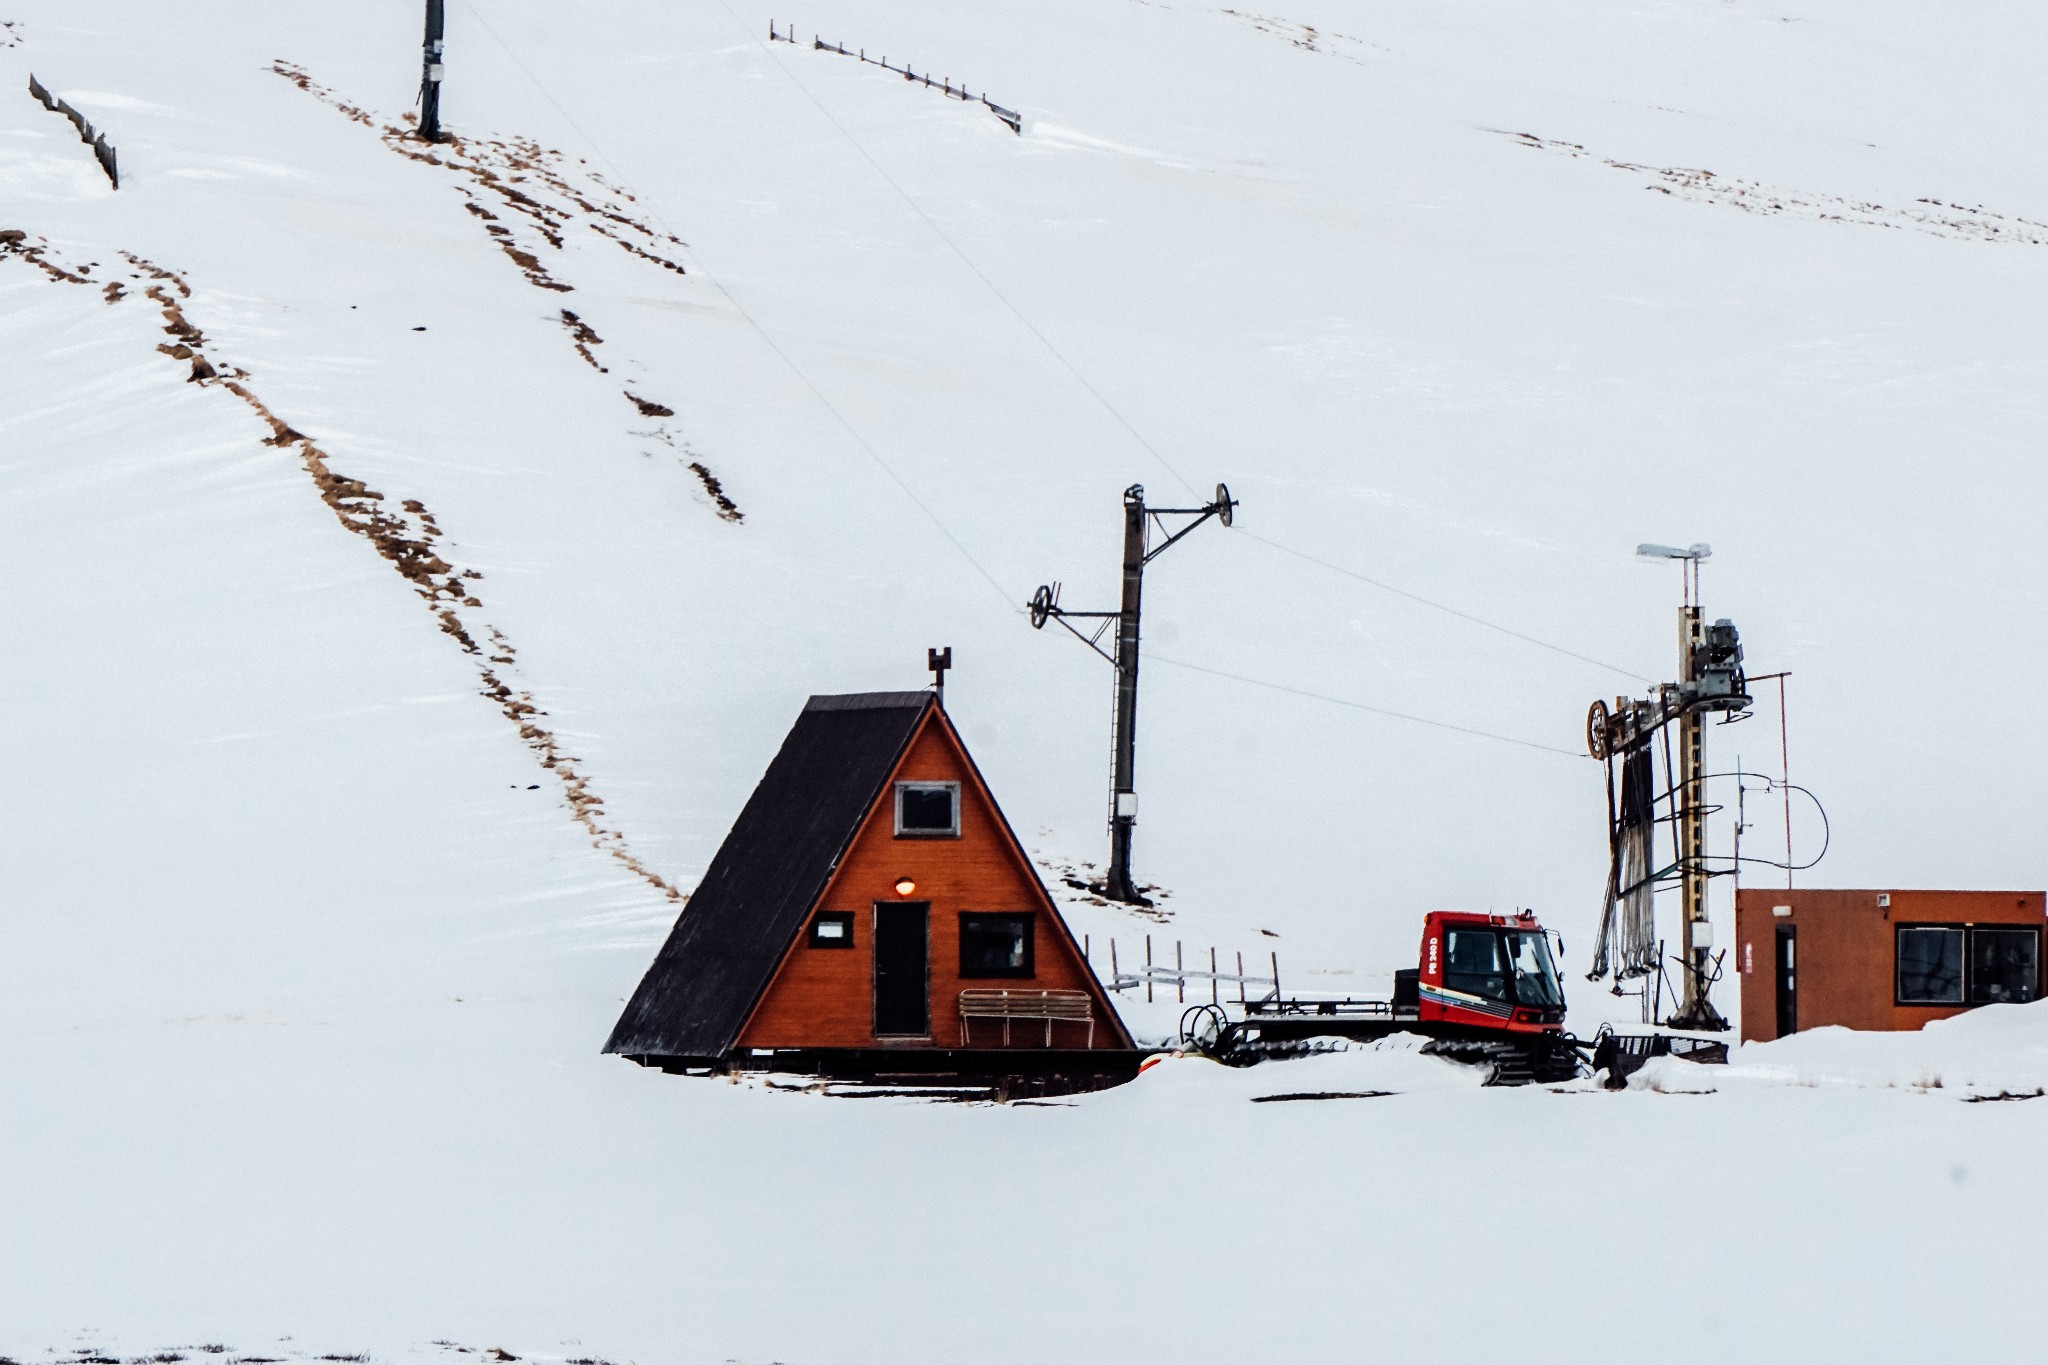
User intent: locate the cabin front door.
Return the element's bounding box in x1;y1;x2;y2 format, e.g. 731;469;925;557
873;901;929;1037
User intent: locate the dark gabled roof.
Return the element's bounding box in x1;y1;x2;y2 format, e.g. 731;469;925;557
604;691;932;1060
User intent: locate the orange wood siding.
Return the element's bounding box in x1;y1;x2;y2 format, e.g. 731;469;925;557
738;709;1121;1050
1734;888;2044;1041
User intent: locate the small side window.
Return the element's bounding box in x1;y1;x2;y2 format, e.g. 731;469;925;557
809;910;856;948
894;781;960;838
959;913;1034;977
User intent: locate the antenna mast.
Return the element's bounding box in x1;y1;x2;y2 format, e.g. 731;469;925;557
1029;483;1236;905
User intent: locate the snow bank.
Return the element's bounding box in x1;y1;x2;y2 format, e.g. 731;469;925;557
1627;1001;2048;1098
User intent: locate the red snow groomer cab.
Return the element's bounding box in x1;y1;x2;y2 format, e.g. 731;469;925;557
1414;909;1568;1035
1186;908;1581;1084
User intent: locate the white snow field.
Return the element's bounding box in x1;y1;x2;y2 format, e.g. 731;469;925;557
6;0;2048;1360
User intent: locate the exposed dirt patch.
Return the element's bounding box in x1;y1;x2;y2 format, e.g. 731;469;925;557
624;390;671;417
0;231;91;284
3;235;682;903
1504;131;2048;246
271;59;742;523
687;460;743;522
2;20;22;48
560;308;606;369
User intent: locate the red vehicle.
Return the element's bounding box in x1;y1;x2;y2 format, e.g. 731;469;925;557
1184;909;1582;1084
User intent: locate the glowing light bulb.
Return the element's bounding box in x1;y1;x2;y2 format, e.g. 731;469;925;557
894;878;917;897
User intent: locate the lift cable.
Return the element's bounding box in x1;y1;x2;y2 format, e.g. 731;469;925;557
724;15;1665;685
453;0;1021;617
723;0;1205;503
1147;655;1592;759
452;7;1630;763
1239;530;1656;683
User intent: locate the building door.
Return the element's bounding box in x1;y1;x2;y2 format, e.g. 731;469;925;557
1775;925;1797;1038
873;902;929;1037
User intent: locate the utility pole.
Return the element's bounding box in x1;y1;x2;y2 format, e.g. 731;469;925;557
419;0;447;142
1030;482;1235;905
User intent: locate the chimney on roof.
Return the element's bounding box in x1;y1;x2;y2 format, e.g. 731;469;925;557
928;646;952;704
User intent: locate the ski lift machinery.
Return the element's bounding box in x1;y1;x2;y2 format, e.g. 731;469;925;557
1579;543;1751;1076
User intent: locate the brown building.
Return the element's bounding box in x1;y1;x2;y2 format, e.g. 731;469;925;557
1735;888;2044;1042
605;690;1136;1085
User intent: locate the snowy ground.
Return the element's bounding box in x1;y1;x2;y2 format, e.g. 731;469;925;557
6;0;2048;1360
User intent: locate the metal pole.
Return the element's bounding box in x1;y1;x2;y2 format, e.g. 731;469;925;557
419;0;446;142
1779;674;1793;890
1105;484;1147;903
1145;935;1153;1003
1670;603;1724;1029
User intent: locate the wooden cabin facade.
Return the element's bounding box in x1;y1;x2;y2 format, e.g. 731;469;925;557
606;691;1136;1087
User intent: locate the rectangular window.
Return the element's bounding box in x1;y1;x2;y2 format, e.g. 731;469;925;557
959;912;1034;977
894;781;960;838
808;910;855;948
1968;926;2041;1005
1444;928;1509;1002
1897;925;1964;1004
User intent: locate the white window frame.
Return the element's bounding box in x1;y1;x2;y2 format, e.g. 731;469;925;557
893;780;961;838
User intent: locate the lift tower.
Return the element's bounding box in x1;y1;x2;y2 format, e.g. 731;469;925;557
1586;543;1749;1029
1030;483;1235;905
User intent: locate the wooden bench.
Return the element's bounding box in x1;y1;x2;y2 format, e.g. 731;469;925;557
957;989;1096;1048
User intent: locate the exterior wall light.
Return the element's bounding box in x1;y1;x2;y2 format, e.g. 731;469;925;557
894;878;917;897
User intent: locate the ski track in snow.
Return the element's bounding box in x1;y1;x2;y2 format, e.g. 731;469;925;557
0;232;683;902
1506;130;2048;247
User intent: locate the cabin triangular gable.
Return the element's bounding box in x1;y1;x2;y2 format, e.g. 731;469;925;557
737;705;1133;1051
603;692;931;1061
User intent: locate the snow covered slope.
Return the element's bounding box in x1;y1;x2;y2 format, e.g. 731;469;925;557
6;1;2048;1360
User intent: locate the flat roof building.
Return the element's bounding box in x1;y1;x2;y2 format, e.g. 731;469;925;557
1735;888;2044;1042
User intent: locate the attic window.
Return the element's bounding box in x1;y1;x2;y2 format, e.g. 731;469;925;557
960;913;1034;977
894;781;960;838
809;911;855;948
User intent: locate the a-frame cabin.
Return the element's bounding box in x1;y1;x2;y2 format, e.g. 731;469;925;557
606;691;1137;1089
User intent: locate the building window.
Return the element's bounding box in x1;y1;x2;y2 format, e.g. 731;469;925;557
959;913;1034;977
808;910;856;948
894;781;960;837
1968;927;2041;1004
1897;926;1964;1003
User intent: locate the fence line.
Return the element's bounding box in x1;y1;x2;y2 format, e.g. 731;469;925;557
1087;933;1279;1006
768;23;1023;134
28;75;118;188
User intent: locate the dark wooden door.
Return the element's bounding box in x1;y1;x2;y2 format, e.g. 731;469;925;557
873;902;929;1037
1775;925;1797;1038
